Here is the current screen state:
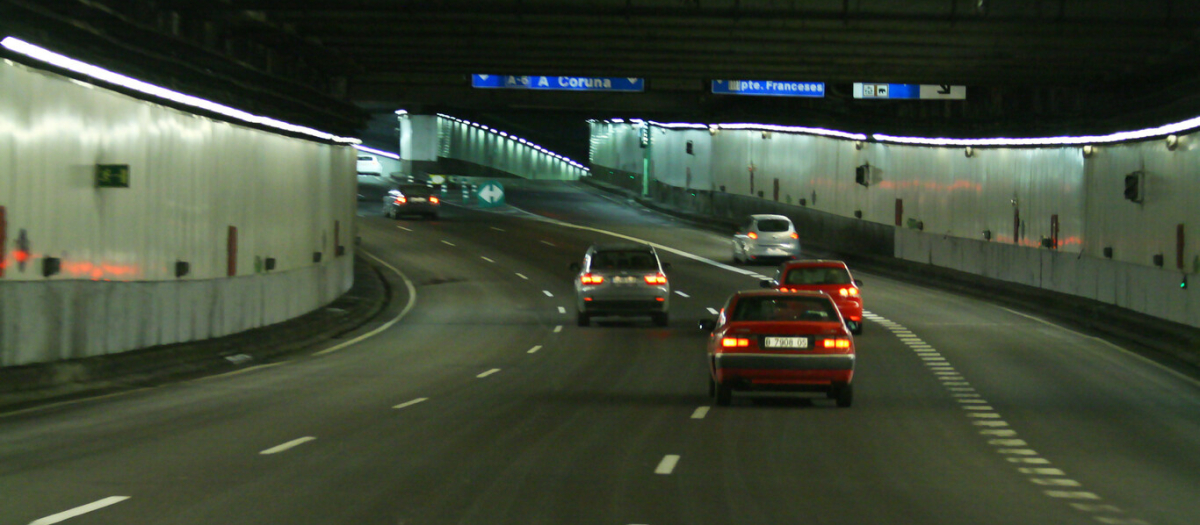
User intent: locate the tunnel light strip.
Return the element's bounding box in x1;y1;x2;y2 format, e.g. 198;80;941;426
718;123;868;141
872;115;1200;146
437;113;589;171
353;144;400;160
1;36;360;144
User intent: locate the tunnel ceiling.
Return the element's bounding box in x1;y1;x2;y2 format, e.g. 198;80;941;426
3;0;1200;155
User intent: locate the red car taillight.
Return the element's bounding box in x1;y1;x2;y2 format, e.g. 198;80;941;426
790;232;799;239
644;273;667;285
721;337;750;348
838;287;860;297
748;232;758;239
580;273;604;285
394;196;407;204
429;196;440;204
822;338;852;349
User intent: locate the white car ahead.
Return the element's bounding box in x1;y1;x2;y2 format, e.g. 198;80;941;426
732;214;801;264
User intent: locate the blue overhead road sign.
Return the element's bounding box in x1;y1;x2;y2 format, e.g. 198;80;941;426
853;83;966;100
472;74;644;92
711;80;825;98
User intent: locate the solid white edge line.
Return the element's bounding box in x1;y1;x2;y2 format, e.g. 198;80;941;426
691;406;710;419
313;250;418;356
999;306;1200;388
260;436;316;455
29;496;132;525
393;398;429;409
655;454;681;474
477;368;501;378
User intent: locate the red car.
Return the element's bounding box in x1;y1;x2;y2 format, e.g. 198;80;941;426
702;290;855;407
763;259;864;335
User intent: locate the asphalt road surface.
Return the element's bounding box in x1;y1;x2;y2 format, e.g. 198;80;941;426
3;181;1198;525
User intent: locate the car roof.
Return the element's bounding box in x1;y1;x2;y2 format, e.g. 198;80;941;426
590;242;654;252
732;289;832;300
750;214;791;221
780;259;850;269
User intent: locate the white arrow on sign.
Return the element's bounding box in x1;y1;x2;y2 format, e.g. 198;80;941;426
479;74;489;80
479;184;503;203
628;78;639;84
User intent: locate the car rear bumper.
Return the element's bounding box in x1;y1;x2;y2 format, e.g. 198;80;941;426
715;364;854;388
389;203;438;215
582;299;668;315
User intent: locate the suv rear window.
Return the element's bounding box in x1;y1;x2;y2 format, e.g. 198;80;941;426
732;296;837;322
784;267;851;285
395;185;432;196
756;219;791;232
590;250;658;271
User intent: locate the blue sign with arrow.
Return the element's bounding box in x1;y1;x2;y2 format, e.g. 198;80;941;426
711;80;825;98
472;74;644;92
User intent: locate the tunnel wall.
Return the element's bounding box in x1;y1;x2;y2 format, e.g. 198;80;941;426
434;116;589;180
589;121;1199;328
0;59;357;366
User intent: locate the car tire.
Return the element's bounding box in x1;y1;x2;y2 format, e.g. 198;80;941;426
716;382;733;406
653;312;669;327
577;311;590;327
835;383;853;408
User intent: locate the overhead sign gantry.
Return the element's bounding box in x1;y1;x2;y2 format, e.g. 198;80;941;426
472;74;644;92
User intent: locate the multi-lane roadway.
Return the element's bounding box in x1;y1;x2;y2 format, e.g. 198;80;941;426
3;181;1198;525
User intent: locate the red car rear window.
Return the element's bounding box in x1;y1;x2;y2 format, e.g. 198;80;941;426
784;267;851;285
732;296;837;322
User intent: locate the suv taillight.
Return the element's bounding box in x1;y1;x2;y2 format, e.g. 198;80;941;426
394;196;407;204
644;273;667;285
429;196;440;204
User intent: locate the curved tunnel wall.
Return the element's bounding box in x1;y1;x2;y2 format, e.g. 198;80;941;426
589;121;1199;327
435;116;589;180
0;59;357;366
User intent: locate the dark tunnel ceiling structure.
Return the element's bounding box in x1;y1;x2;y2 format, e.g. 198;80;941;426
3;0;1200;158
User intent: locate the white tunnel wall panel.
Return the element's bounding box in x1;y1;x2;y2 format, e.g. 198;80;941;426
0;59;356;366
589;121;1200;328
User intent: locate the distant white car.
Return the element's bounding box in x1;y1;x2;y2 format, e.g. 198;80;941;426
356;154;383;176
732;214;801;264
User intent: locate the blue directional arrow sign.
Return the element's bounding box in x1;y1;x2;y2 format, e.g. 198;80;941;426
711;80;825;98
853;83;966;100
477;180;505;208
472;74;644;92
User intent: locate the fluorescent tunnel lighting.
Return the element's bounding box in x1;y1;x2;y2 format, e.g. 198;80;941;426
1;36;360;144
354;145;400;160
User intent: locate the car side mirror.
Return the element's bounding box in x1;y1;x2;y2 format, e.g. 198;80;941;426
699;319;716;332
760;279;775;288
568;262;581;273
854;279;863;286
662;262;672;271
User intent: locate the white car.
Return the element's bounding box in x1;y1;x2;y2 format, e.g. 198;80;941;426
732;214;801;264
356;154;383;176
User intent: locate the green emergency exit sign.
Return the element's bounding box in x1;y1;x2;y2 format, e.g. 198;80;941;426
95;164;130;188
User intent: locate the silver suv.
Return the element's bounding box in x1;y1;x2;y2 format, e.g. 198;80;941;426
570;243;671;327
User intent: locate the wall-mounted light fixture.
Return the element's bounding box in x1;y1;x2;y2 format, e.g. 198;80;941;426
964;146;974;158
1167;134;1179;151
854;141;864;150
982;229;992;241
1082;145;1095;157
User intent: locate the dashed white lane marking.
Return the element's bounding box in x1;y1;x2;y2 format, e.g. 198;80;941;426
543;290;554;297
260;436;316;455
396;225;413;232
441;240;456;246
481;256;496;263
706;307;719;315
527;345;542;354
1093;518;1151;525
674;290;690;298
554;325;563;333
476;368;501;378
981;429;1018;437
1007;457;1051;464
29;496;131;525
490;227;505;232
1032;478;1083;487
654;454;681;475
393;398;429;409
540;240;555;246
989;439;1028;446
1071;504;1124;512
516;272;529;280
1021;467;1066;476
314;250;418;356
1045;491;1102;500
558;306;566;314
974;420;1010;427
691;406;710;419
998;448;1039;455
